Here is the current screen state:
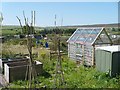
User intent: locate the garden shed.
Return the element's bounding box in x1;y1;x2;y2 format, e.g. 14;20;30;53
96;45;120;77
67;27;113;66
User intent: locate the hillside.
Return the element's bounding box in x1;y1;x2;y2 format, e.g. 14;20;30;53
61;23;119;28
2;23;119;30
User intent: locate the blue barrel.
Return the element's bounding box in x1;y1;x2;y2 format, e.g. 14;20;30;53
45;42;49;48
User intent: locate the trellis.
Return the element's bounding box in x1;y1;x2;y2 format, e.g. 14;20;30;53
67;27;113;66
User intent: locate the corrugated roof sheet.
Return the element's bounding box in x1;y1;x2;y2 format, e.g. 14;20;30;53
96;45;120;52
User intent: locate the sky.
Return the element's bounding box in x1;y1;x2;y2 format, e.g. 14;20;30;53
1;2;118;27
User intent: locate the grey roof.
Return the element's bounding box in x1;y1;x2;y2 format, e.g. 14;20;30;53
96;45;120;52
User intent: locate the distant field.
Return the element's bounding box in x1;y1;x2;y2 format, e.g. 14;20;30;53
1;25;43;36
2;29;21;36
1;25;21;36
2;25;43;30
2;25;20;29
1;25;120;36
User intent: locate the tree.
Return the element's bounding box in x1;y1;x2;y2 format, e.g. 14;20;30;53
118;28;120;31
16;11;37;88
112;28;115;32
22;25;35;35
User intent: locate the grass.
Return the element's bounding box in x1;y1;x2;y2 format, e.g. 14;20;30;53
2;40;120;88
7;54;120;88
111;31;120;35
1;33;120;88
2;29;21;36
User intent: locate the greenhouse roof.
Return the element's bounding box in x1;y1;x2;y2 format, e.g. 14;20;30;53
67;27;112;45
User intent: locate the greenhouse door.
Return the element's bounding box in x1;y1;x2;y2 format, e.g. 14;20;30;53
76;43;84;64
84;45;93;66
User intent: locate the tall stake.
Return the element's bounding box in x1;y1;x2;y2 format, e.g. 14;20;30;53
54;14;56;27
31;11;33;26
34;11;35;27
61;17;63;27
23;11;27;25
16;16;23;34
53;14;64;87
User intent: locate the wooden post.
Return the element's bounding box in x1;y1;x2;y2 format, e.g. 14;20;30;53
82;44;85;65
55;37;64;86
27;35;32;88
104;29;113;45
92;45;95;67
50;51;51;61
50;14;64;87
68;43;69;58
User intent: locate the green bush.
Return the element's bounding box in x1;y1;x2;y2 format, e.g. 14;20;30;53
41;53;46;60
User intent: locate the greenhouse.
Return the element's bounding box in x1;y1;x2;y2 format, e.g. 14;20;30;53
67;27;113;66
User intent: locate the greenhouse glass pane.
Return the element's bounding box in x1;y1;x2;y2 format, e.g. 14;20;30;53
68;28;102;44
84;28;102;43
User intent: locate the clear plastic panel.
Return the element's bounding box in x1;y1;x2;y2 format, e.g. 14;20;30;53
68;28;102;45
